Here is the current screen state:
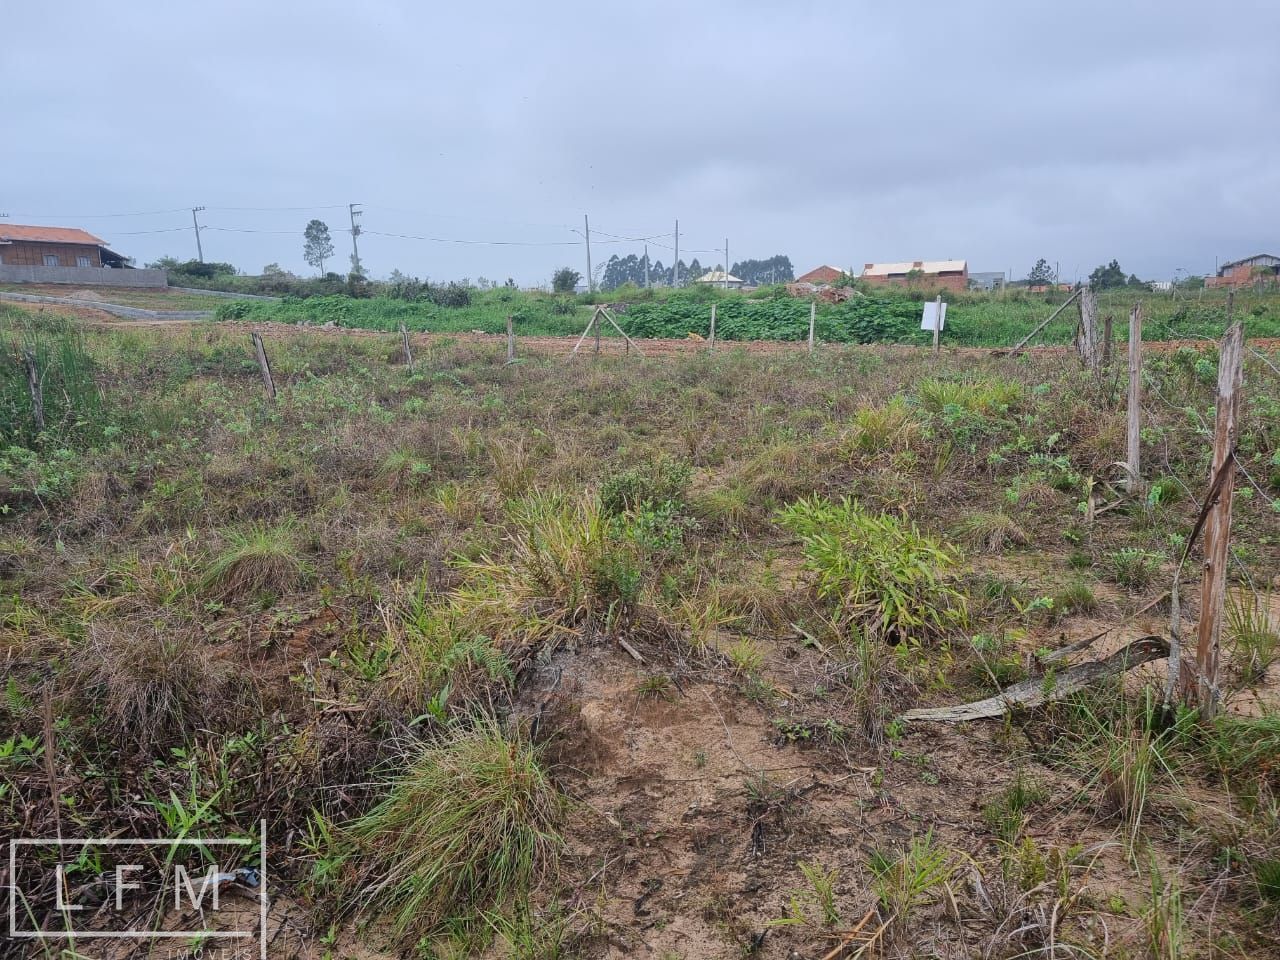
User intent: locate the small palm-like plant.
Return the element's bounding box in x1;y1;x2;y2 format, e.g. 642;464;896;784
868;832;957;920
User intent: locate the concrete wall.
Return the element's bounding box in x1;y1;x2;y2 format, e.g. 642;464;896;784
0;264;168;288
0;290;210;320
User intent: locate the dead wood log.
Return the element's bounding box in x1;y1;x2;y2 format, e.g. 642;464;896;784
896;636;1169;723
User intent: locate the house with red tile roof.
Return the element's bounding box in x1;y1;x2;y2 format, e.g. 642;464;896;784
794;265;849;286
0;223;130;269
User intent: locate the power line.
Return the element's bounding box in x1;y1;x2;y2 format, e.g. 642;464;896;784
362;229;579;247
203;226;331;235
8;207;190;219
207;204;349;212
364;203;573;233
111;226;195;235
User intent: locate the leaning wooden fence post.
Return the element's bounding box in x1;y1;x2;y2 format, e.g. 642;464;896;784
506;315;516;364
708;303;717;351
594;305;601;355
1194;320;1244;717
399;323;413;370
1125;302;1143;494
1009;288;1081;354
932;294;942;354
22;350;45;432
251;331;277;400
808;301;816;355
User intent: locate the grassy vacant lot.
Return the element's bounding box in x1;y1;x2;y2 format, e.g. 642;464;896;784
213;283;1280;348
2;303;1279;958
0;282;248;311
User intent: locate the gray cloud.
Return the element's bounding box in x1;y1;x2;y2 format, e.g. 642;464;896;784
6;0;1277;284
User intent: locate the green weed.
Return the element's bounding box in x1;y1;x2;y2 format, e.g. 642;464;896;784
777;496;966;644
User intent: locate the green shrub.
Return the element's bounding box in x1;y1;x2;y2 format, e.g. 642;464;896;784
600;459;691;516
777;496;966;643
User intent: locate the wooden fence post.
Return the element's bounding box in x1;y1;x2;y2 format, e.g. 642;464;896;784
1195;320;1245;716
1125;302;1143;494
932;294;942;354
506;315;516;364
400;323;413;370
808;301;816;355
594;306;601;355
1103;314;1114;368
709;303;717;351
251;332;277;400
22;350;45;432
1077;288;1102;374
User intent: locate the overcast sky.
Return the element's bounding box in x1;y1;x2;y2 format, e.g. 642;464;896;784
6;1;1278;285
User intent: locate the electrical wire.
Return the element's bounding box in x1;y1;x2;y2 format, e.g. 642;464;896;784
207;204;349;212
363;229;580;247
8;207;190;219
364;203;574;233
111;226;194;235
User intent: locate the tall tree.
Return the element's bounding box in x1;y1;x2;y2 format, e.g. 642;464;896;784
1027;258;1055;286
1088;259;1127;290
730;255;794;285
552;267;581;293
303;220;335;276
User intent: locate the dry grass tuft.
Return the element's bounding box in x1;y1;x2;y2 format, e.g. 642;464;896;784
202;520;304;600
70;623;237;756
342;719;562;947
954;510;1029;552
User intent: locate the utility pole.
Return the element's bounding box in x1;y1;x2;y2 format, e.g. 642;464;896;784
191;206;206;262
643;243;650;288
673;219;679;288
724;238;729;290
584;214;594;293
348;203;363;277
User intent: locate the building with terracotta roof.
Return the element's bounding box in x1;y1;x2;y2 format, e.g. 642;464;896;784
861;259;968;292
794;265;849;287
0;224;130;269
1205;253;1280;289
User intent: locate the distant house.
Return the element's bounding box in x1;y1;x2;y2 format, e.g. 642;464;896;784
1205;253;1280;289
862;259;968;292
968;270;1006;292
1149;280;1173;292
695;270;744;290
795;265;849;287
0;224;130;269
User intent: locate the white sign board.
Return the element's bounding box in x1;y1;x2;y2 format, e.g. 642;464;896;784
921;301;947;332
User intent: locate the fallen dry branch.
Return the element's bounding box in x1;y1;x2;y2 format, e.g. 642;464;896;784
896;636;1170;723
